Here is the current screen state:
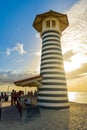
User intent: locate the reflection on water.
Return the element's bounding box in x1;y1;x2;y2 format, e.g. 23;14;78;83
68;92;87;104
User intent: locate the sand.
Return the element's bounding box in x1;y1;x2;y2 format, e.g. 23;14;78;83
0;102;87;130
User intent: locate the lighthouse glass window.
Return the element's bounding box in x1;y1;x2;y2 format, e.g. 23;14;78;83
52;20;56;28
46;20;50;28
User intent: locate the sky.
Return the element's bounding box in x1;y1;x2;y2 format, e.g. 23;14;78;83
0;0;87;92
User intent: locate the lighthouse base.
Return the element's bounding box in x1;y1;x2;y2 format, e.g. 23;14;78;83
39;105;70;110
38;102;70;110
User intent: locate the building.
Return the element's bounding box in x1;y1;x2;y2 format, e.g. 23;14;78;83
14;10;69;110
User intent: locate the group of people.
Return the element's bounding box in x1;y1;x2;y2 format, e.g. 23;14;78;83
0;92;8;101
0;89;38;121
11;90;24;105
10;89;38;105
0;92;9;121
27;89;38;97
0;97;2;121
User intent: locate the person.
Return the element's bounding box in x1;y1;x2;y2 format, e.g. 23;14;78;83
14;91;17;105
1;92;4;99
11;90;15;105
0;97;2;121
4;92;8;101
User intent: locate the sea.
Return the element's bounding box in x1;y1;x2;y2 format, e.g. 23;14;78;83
68;92;87;104
0;91;87;104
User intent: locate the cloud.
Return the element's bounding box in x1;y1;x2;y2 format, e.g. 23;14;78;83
0;70;38;84
28;51;41;56
63;50;76;61
66;63;87;79
35;33;40;38
62;0;87;54
2;0;87;86
61;0;87;80
6;42;41;56
6;43;27;55
6;48;11;55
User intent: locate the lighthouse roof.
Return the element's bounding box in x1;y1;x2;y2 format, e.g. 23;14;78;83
33;10;69;32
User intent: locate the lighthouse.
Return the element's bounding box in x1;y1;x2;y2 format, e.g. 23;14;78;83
33;10;69;109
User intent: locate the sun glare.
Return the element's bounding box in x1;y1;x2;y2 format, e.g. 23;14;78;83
68;92;76;101
63;52;87;72
64;61;80;72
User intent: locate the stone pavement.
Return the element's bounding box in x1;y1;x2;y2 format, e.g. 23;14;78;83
1;102;20;122
0;102;23;130
0;101;41;130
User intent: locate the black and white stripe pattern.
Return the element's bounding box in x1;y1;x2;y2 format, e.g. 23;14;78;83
38;30;69;109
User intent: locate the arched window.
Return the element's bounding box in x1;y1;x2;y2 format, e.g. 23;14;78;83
46;20;50;28
52;20;56;27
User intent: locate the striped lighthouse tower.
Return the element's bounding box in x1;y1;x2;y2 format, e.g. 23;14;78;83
33;10;69;109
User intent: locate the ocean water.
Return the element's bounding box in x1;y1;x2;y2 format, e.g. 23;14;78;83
0;91;87;104
68;92;87;104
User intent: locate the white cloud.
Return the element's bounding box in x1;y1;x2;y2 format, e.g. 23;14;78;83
62;0;87;70
35;33;40;38
28;51;41;56
6;48;11;55
0;70;38;83
14;43;27;54
6;43;27;55
35;51;41;56
62;0;87;48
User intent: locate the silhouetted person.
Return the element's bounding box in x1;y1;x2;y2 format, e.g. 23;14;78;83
11;90;15;105
0;97;2;121
1;92;4;99
14;91;17;105
4;92;8;101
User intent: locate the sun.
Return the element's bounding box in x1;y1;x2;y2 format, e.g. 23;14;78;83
64;61;80;72
63;53;84;72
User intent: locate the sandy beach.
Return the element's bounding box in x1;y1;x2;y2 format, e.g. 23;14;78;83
0;102;87;130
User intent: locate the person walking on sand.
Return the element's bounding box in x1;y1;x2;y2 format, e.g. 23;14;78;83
0;97;2;121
